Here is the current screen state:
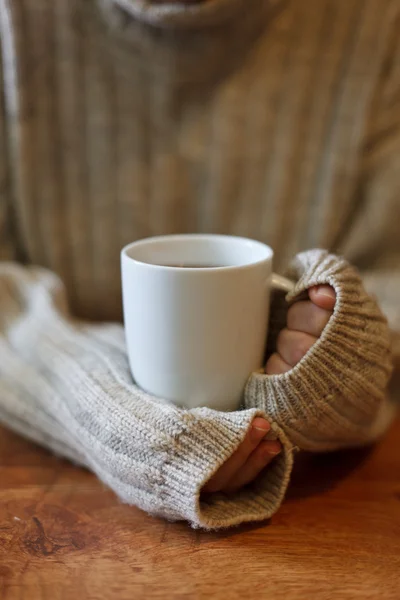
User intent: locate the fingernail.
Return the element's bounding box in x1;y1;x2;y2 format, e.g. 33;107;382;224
250;420;270;443
268;448;281;456
264;442;282;456
316;285;336;300
252;418;271;433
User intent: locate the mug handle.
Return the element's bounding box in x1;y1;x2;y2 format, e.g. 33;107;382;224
271;273;295;294
259;272;295;441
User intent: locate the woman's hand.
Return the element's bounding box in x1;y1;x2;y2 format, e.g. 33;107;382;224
202;416;281;494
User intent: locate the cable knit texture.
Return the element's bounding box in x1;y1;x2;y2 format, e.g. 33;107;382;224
245;250;394;451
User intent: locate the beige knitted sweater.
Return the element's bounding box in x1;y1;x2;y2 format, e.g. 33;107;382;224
0;0;399;529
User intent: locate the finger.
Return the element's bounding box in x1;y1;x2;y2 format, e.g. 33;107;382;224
202;418;270;493
287;300;333;338
224;440;282;493
308;285;336;311
265;352;292;375
277;328;318;367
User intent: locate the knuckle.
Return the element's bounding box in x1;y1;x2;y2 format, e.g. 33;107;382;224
265;353;281;374
277;328;290;348
287;301;315;333
293;335;313;362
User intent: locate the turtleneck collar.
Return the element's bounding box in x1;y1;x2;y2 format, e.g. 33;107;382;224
99;0;281;29
92;0;284;87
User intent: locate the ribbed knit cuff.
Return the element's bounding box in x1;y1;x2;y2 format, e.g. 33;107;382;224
99;0;263;29
158;408;294;529
245;250;393;451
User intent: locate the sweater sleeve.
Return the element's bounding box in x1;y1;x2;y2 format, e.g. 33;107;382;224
0;262;295;529
244;250;395;452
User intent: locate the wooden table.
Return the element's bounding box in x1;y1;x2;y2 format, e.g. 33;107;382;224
1;419;399;600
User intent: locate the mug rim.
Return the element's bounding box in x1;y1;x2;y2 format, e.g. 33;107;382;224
121;234;273;272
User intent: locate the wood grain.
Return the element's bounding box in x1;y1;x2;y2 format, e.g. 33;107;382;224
1;418;399;600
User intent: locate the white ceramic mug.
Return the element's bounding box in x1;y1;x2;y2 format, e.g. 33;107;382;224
121;234;293;412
